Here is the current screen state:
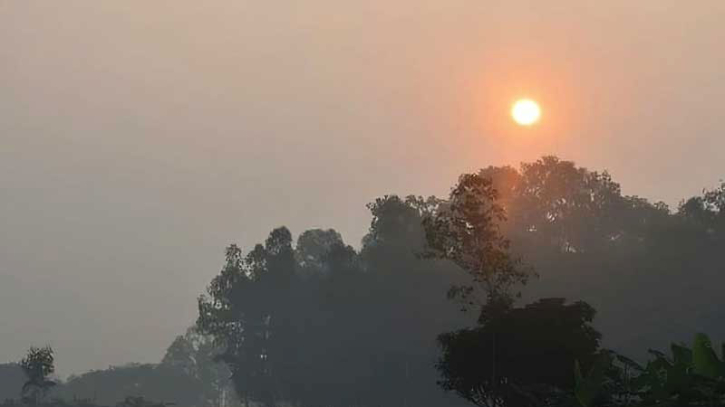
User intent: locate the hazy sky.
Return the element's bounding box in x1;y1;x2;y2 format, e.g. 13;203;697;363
1;1;723;376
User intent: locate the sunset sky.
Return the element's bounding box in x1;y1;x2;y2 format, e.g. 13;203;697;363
1;1;724;375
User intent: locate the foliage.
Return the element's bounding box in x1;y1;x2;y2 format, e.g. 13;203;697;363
568;333;725;407
57;364;207;407
479;157;724;364
19;347;56;405
193;156;724;407
197;198;469;407
574;351;617;407
423;173;529;316
630;333;725;406
160;328;234;407
437;298;602;407
0;155;721;407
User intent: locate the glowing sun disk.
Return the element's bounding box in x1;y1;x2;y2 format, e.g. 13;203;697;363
511;99;541;126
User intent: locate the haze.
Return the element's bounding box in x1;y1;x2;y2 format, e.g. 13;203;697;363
1;1;723;376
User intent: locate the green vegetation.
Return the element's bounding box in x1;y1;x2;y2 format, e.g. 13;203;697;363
2;156;723;407
568;333;725;406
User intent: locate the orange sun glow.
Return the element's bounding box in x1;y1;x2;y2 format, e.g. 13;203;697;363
511;99;541;126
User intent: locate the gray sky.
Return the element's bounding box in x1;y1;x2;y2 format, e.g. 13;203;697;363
1;1;723;376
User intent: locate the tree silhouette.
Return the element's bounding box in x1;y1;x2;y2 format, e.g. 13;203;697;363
423;172;529;315
19;346;56;405
476;156;725;364
192;157;724;407
57;363;207;407
197;229;304;407
197;201;469;407
160;328;233;407
437;299;602;407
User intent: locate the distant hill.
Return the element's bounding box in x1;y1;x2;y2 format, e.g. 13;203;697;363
0;363;26;401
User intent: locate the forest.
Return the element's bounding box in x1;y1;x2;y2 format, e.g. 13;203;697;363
2;156;724;407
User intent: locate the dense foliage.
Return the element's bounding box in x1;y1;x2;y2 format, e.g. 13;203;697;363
196;196;471;407
1;338;234;407
3;156;723;407
196;156;724;407
572;333;725;407
20;347;56;405
437;299;601;407
479;157;725;359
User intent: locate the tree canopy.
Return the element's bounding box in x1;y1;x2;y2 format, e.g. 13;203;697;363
20;347;56;405
193;156;724;407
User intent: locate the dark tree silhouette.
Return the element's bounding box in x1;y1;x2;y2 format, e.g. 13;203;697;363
58;363;207;407
193;157;723;407
160;328;233;407
477;157;723;362
197;202;469;407
19;346;56;405
197;229;305;407
437;299;602;407
295;228;347;275
423;173;529;314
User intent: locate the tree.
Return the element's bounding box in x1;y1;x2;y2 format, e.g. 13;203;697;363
353;195;465;407
161;335;196;376
197;204;469;407
295;229;346;275
19;346;56;405
423;173;531;407
191;156;723;407
197;228;304;407
423;172;529;315
437;299;602;407
57;363;207;407
479;156;635;255
476;157;725;366
161;328;235;407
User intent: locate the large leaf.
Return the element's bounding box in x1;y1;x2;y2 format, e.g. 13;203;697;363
671;343;692;366
614;353;644;372
663;362;690;393
692;333;722;379
573;353;610;407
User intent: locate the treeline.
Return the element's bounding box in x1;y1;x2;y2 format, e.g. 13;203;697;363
4;156;723;407
195;156;725;407
0;332;237;407
198;199;471;407
483;157;724;355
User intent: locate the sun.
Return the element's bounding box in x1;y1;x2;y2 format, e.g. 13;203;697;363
511;99;541;126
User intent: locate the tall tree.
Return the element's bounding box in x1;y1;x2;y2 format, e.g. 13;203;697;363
423;173;528;314
19;346;56;405
198;203;468;407
197;228;303;407
424;173;530;407
161;328;235;407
